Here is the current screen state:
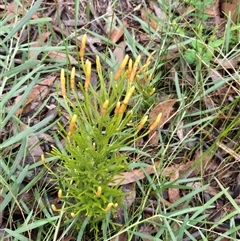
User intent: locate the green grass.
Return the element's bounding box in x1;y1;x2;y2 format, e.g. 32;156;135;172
1;0;240;240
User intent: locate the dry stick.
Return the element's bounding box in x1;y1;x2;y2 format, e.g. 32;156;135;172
200;128;240;161
216;141;240;161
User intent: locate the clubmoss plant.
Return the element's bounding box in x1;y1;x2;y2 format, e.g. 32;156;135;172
46;35;159;229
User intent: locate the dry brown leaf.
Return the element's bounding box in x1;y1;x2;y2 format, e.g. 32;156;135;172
20;125;43;162
113;41;126;64
213;56;240;69
165;158;201;203
6;1;39;19
149;99;177;127
176;122;184;141
122;183;136;208
168;170;180;203
48;51;78;64
193;150;213;171
111;158;203;205
110;232;127;241
104;2;115;34
62;237;76;241
141;7;157;30
149;0;166;21
110;162;160;186
148;99;177;144
205;0;221;23
76;35;102;54
221;1;240;23
0;229;10;241
164;160;200;181
110;20;128;43
15;76;56;116
219;238;230;241
138;224;157;241
1;142;21;156
111;159;199;186
29;31;51;60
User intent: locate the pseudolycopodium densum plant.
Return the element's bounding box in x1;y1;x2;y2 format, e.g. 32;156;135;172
43;34;162;228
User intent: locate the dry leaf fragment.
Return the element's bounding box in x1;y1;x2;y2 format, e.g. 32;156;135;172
148;99;177;144
205;0;221;23
176;122;184;141
110;20;128;43
110;232;127;241
110;162;160;186
29;31;51;60
6;1;39;19
168;170;180;203
111;159;200;187
15;76;56;116
76;35;102;54
141;7;157;30
149;0;166;21
216;141;240;161
122;183;136;208
213;56;240;69
113;41;127;64
167;150;210;203
20;125;43;163
221;1;240;23
149;99;177;128
104;2;115;34
48;51;78;64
